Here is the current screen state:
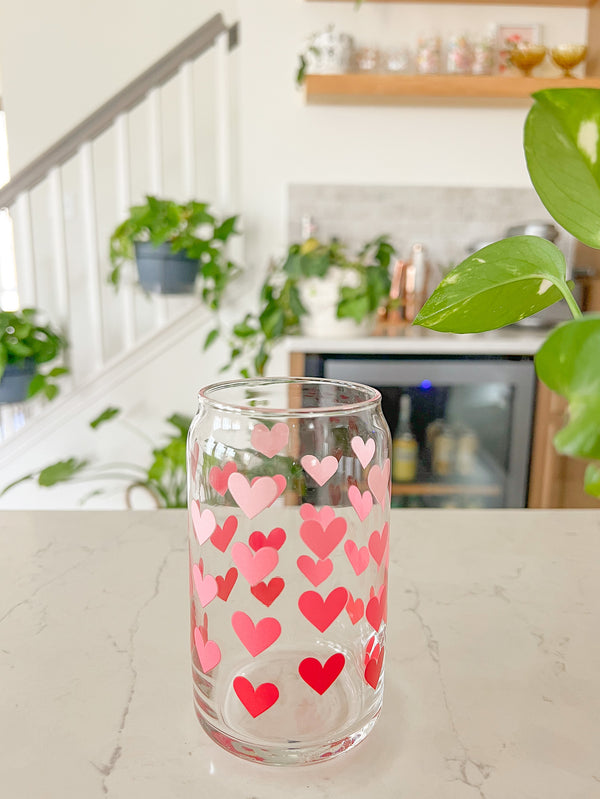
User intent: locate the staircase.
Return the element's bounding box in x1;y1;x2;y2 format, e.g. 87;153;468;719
0;13;240;426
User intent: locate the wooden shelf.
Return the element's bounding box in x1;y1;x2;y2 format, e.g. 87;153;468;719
392;481;502;496
305;74;600;105
305;1;593;6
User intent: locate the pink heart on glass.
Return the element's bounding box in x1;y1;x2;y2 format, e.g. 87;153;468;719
191;501;216;545
351;436;376;468
251;422;289;458
300;455;339;487
231;611;281;657
299;503;336;528
348;486;373;522
300;517;347;560
209;461;237;496
344;540;370;575
367;459;390;507
192;563;218;607
231;541;278;586
297;555;333;587
228;473;285;519
369;523;389;567
194;627;221;673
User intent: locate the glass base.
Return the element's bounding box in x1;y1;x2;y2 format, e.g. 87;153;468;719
193;647;383;766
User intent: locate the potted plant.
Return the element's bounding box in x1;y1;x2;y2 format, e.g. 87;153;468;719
2;408;190;507
206;235;394;377
109;195;241;304
414;87;600;498
0;308;68;404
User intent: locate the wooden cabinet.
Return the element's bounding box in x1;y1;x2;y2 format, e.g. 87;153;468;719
304;0;600;105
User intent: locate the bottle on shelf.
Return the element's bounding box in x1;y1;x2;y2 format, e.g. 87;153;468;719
392;393;418;483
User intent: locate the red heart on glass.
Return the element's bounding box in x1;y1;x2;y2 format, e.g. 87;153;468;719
364;646;384;690
216;567;238;601
298;653;345;695
248;527;286;552
250;578;285;607
346;592;364;625
298;587;348;632
300;517;347;560
233;676;279;718
210;515;238;553
368;523;389;567
297;555;333;587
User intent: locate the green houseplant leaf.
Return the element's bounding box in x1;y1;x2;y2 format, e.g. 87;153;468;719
584;464;600;497
525;89;600;248
414;236;571;332
534;315;600;461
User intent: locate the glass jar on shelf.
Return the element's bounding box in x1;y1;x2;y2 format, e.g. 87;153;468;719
471;33;495;75
416;34;442;75
446;34;474;74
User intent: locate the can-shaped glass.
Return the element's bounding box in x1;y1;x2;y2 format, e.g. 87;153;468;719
188;378;391;765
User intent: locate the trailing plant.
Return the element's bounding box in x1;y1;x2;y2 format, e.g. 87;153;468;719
206;235;394;377
414;87;600;498
2;409;191;508
0;308;68;400
109;195;241;309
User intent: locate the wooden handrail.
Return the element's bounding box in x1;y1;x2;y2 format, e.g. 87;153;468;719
0;14;239;208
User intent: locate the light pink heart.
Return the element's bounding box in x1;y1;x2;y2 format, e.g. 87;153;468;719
250;474;287;507
348;486;373;521
344;540;370;575
300;517;347;560
351;436;376;468
231;542;278;586
194;627;221;673
251;422;289;458
367;459;391;507
300;503;336;528
191;501;216;545
300;454;339;487
192;563;218;607
297;555;333;587
231;611;281;656
228;473;284;519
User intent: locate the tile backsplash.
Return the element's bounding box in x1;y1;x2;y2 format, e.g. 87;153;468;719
288;184;574;273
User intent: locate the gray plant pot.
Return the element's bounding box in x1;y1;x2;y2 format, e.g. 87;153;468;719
134;242;199;295
0;360;36;404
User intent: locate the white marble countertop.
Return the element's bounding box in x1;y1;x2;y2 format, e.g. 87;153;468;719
285;327;548;356
2;509;599;798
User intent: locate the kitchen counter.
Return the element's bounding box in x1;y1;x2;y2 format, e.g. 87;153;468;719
286;326;548;356
2;509;599;797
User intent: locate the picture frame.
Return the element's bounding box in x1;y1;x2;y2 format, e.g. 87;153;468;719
495;23;543;74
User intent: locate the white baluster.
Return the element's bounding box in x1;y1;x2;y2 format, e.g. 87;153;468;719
78;142;105;371
147;87;168;326
12;192;37;309
179;61;196;200
48;167;70;329
114;113;136;349
215;31;232;217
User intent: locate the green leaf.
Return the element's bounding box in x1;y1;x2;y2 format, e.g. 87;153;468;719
203;328;219;350
26;373;45;398
525;89;600;248
38;458;89;487
90;407;121;429
166;414;192;436
259;303;285;340
233;318;257;338
0;472;34;497
584;463;600;497
213;215;238;241
534;315;600;461
48;367;69;378
414;237;568;333
44;384;58;401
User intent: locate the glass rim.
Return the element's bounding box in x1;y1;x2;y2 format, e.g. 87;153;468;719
198;377;381;416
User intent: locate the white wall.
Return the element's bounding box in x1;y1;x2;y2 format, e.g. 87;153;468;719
0;0;588;508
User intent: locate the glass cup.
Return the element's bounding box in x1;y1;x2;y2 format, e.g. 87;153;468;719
188;378;391;765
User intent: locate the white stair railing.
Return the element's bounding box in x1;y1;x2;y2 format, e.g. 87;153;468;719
0;13;239;393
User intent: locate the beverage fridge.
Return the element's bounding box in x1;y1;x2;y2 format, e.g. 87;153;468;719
303;354;537;508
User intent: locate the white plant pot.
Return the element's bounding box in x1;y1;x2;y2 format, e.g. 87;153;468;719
304;27;354;75
298;268;375;339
